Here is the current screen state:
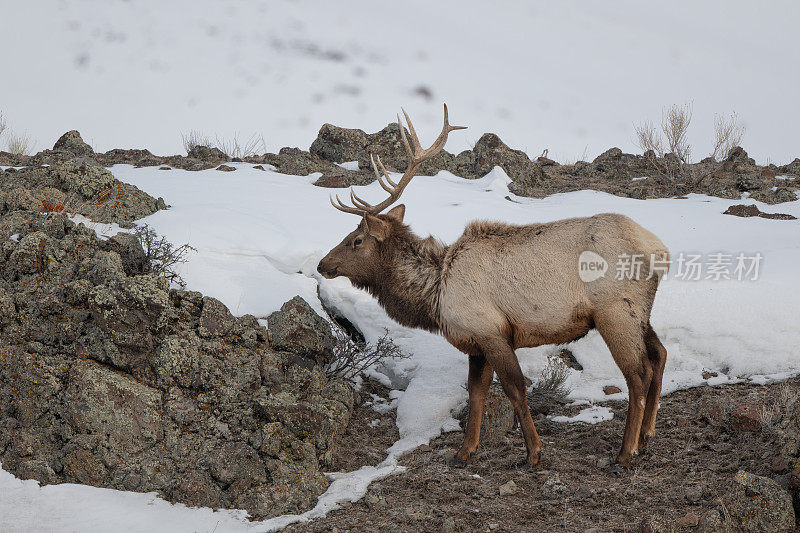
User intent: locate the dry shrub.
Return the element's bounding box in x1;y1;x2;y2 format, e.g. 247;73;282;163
133;224;196;287
634;120;664;157
326;328;410;381
0;112;6;138
527;356;571;415
5;131;34;156
634;103;694;164
661;103;692;163
711;112;746;160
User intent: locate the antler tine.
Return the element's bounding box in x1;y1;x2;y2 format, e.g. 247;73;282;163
398;114;413;160
330;104;466;217
371;154;397;193
400;108;422;154
375;155;398;187
426;103;467;157
349;188;374;210
330;193;365;215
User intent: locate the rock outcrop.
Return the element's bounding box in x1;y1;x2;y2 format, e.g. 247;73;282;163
0;162;354;520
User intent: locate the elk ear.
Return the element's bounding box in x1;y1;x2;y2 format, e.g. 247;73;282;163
385;204;405;223
363;214;391;241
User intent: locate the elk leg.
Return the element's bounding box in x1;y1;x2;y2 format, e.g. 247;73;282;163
594;312;652;468
452;354;494;466
639;323;667;448
483;339;542;466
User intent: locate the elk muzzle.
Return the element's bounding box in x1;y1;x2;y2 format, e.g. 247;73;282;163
317;256;339;279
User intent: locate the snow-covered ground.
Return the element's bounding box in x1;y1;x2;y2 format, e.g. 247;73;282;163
1;1;799;163
3;163;798;532
2;1;799;529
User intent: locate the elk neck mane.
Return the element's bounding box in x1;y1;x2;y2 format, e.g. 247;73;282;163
355;222;447;333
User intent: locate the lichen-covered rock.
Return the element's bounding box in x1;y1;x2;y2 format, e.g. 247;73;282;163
0;159;164;226
52;159;116;198
0;204;355;521
53;130;94;156
267;296;336;366
187;145;229;162
722;470;795;531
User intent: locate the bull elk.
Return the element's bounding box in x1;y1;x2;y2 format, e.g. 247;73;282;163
318;105;669;470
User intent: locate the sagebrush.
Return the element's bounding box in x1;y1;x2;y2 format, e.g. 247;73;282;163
527;356;571;415
133;224;196;287
711;112;746;160
326;328;410;381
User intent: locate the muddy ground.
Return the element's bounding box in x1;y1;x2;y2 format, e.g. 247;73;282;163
288;377;799;532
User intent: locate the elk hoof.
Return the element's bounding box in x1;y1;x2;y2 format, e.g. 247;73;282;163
608;463;629;475
448;456;469;468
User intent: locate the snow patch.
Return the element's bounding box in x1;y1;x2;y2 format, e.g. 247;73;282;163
550;406;614;424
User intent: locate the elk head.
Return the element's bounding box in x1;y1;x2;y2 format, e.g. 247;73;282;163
317;104;465;285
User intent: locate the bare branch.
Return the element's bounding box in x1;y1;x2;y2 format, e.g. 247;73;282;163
325;328;411;381
133;224;197;288
710;112;745;160
661;103;692;163
634;120;664;157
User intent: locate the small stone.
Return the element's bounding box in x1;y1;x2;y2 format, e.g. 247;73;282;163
499;479;518;496
603;385;622;395
788;466;800;490
771;456;788;473
731;403;763;432
597;457;611;469
216;164;236;172
488;523;499;531
685;485;702;504
678;512;699;527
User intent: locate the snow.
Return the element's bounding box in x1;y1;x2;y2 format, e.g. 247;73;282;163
1;1;799;164
2;162;800;530
550;406;614;425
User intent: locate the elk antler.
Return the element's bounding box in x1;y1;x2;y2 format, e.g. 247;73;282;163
330;104;466;216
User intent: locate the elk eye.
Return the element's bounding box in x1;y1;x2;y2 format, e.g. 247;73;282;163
353;237;363;247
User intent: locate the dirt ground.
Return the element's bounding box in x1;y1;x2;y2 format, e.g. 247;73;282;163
287;377;799;532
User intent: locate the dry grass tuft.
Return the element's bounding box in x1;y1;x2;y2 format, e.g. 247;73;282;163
5;131;34;156
181;130;212;153
213;133;265;159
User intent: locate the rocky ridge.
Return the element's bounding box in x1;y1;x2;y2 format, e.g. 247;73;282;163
2;128;798;205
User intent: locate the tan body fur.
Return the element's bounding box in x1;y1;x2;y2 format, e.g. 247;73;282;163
319;207;669;469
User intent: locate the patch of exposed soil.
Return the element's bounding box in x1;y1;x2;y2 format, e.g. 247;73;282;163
288;377;799;532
